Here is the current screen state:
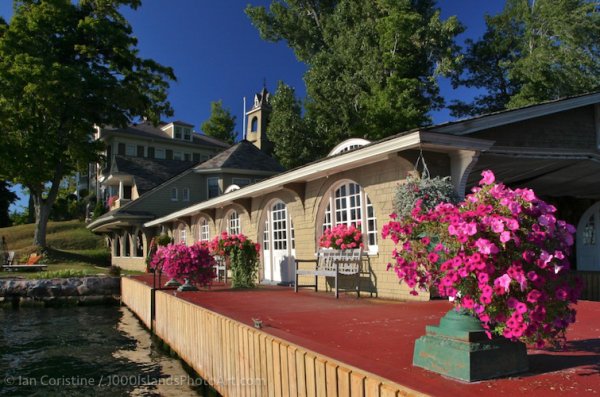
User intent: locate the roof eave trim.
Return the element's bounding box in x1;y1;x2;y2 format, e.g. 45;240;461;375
145;131;493;227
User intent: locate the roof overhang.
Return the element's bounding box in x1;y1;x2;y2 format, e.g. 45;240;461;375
87;213;154;233
102;173;134;186
193;168;279;176
145;131;493;228
468;148;600;199
429;92;600;136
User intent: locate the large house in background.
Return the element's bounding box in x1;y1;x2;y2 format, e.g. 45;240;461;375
83;119;230;202
88;88;283;269
89;90;600;301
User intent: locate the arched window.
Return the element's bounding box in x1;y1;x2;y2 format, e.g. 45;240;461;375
197;217;210;242
227;210;241;235
321;182;378;253
251;116;258;132
175;223;187;245
328;138;371;156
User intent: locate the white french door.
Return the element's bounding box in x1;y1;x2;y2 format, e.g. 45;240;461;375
263;202;295;284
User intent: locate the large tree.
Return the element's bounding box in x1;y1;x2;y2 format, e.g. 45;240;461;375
450;0;600;117
201;100;237;145
0;0;175;247
268;81;320;169
247;0;463;150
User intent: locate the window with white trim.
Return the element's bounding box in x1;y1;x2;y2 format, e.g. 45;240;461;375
126;144;136;156
155;148;166;159
321;182;378;253
207;177;220;199
171;188;178;201
263;219;269;250
182;187;190;202
227;211;241;235
174;151;183;161
199;218;210;242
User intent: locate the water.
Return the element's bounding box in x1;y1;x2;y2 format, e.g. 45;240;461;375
0;306;205;397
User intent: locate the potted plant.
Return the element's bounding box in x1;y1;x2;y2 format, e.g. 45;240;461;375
210;232;260;288
382;170;582;381
150;243;215;291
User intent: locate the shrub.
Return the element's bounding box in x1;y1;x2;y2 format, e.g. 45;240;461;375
108;265;121;277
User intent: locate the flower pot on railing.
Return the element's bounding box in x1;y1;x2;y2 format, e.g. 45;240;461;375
150;243;215;290
413;309;528;381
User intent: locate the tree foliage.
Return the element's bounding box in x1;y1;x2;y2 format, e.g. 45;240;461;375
0;181;18;228
0;0;175;247
268;82;321;169
246;0;463;151
451;0;600;117
201;100;237;145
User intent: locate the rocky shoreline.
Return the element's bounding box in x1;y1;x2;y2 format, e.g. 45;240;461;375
0;276;120;308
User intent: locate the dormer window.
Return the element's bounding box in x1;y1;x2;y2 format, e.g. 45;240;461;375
184;128;191;141
175;126;182;139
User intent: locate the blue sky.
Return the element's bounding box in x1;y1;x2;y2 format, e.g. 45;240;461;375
2;0;505;211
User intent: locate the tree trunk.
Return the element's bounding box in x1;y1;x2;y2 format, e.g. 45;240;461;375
30;167;62;248
28;194;35;224
32;194;51;248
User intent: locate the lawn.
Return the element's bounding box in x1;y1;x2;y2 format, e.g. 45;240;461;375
0;220;143;279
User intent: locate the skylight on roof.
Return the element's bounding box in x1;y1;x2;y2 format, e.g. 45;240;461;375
328;138;371;156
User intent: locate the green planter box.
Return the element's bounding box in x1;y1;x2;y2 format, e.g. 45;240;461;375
413;309;528;382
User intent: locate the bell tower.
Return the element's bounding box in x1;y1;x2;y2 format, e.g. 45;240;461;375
246;86;273;154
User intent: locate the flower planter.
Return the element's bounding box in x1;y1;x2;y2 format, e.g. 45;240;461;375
177;278;198;292
413;309;528;382
164;278;181;287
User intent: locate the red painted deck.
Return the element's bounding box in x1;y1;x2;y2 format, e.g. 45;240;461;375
134;275;600;396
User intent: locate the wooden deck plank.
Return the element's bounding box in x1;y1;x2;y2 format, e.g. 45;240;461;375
287;346;298;397
295;349;307;397
305;354;317;397
315;357;327;397
350;372;365;397
337;367;351;397
325;361;338;397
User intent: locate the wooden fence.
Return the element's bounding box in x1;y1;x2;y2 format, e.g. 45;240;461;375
154;290;427;397
121;277;152;328
577;271;600;301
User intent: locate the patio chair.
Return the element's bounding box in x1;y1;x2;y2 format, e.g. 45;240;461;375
4;251;15;266
2;253;47;272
